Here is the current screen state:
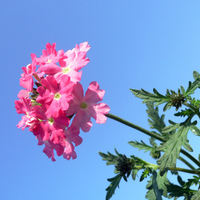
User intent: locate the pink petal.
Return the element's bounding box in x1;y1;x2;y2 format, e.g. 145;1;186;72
84;81;105;104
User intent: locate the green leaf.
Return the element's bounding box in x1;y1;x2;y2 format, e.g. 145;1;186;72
131;168;139;180
130;88;169;106
184;78;200;97
98;151;119;166
129;139;161;159
190;98;200;107
140;168;152;182
145;171;170;200
157;120;192;174
181;85;186;94
128;140;153;152
162;122;180;134
167;182;195;199
177;175;185;186
105;174;122;200
190;125;200;136
174;109;194;117
193;71;200;81
149;137;157;146
182;139;193;152
146;102;166;133
184;176;200;188
167;175;199;199
99;149;125;167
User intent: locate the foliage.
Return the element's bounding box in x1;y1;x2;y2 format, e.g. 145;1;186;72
101;71;200;199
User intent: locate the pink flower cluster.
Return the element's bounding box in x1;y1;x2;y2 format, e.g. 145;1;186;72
15;42;110;161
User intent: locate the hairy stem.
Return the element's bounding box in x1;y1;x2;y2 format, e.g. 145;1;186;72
106;113;165;142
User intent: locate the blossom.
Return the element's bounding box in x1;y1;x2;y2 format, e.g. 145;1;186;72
55;52;83;83
63;139;77;160
31;105;70;141
38;42;90;83
20;54;37;91
37;75;74;118
15;97;39;130
36;43;64;73
66;81;110;132
64;125;83;146
15;42;110;161
17;89;29;99
62;42;90;71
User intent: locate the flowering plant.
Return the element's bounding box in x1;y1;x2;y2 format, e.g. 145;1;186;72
15;42;110;161
15;43;200;200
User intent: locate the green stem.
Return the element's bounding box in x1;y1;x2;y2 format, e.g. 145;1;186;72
178;156;196;170
106;113;165;142
134;164;200;175
168;166;200;175
106;113;200;169
180;149;200;168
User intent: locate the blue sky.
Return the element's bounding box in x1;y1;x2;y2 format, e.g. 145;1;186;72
1;1;200;200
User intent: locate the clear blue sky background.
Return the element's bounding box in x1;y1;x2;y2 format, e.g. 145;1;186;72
1;1;200;200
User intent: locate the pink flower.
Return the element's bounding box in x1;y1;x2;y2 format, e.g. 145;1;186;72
37;43;64;74
31;105;70;141
20;54;37;91
55;52;83;83
66;81;110;132
17;89;29;99
15;97;39;130
37;75;74;118
20;54;43;92
50;129;66;144
63;139;77;160
62;42;90;71
42;140;61;162
42;131;77;161
64;125;83;146
15;42;110;162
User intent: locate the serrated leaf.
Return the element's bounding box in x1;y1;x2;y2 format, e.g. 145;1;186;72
167;175;198;199
98;151;119;166
157;122;191;174
174;109;194;117
129;140;161;159
146;102;166;133
167;182;195;199
129;140;153;152
145;171;170;200
185;78;200;97
106;174;122;200
190;98;200;107
140;168;152;182
184;176;200;188
130;88;169;106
